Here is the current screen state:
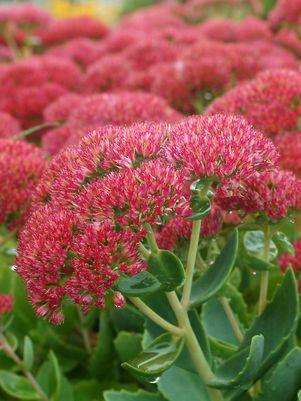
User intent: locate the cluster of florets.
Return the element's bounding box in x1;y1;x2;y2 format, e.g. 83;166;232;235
275;132;301;176
0;3;52;27
16;115;280;322
269;0;301;28
0;112;20;138
35;16;109;47
42;92;182;155
279;238;301;291
195;17;271;42
0;294;13;315
216;170;301;220
206;69;301;136
0;139;46;230
0;56;81;129
48;38;103;70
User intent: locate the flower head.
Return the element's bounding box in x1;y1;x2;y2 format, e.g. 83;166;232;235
206;69;301;136
279;239;301;273
36;16;109;46
0;139;46;229
0;294;13;315
275;131;301;176
0;112;21;139
166;114;278;182
82;55;132;94
216;170;299;219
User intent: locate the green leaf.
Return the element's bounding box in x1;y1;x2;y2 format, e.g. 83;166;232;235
0;370;39;400
298;390;301;401
37;360;74;401
158;365;210;401
223;284;249;327
116;271;161;297
209;335;264;390
242;230;277;271
190;230;238;307
114;331;142;362
147;250;185;291
272;232;294;256
122;333;184;377
202;299;240;348
241;269;299;377
110;304;145;333
23;336;34;370
104;389;166;401
49;351;61;401
255;348;301;401
6;331;18;351
89;310;114;379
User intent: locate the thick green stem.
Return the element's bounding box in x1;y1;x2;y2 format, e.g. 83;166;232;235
76;306;92;354
0;332;49;401
129;297;183;336
181;220;201;309
220;297;243;343
144;223;159;253
258;225;270;315
166;292;224;401
138;243;150;259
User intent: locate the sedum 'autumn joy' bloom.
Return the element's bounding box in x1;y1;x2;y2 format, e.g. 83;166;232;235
275;131;301;176
0;139;46;230
0;294;13;315
206;69;301;136
16;115;280;322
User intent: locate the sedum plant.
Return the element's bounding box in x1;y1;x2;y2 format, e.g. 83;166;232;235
3;115;298;401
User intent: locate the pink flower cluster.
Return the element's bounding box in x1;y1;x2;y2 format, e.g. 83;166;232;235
279;238;301;291
16;115;280;322
42;92;182;155
207;69;301;136
0;294;13;315
0;139;46;230
0;56;81;129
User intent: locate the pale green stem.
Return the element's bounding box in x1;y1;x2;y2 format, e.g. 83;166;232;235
195;252;207;273
258;225;270;315
0;332;49;401
144;223;159;253
166;292;224;401
128;297;183;336
181;220;202;309
12;121;63;141
138;243;150;259
76;306;92;354
219;297;243;343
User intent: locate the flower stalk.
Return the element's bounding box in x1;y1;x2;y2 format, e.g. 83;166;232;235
0;331;49;401
258;224;270;315
181;220;202;309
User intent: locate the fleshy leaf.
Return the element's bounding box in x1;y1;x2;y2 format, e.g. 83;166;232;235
241;269;299;377
114;331;142;362
122;333;184;377
272;232;294;256
254;348;301;401
158;365;210;401
23;336;34;371
241;230;277;271
116;271;162;297
104;390;166;401
0;370;39;400
190;230;238;307
147;250;185;291
208;335;264;390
